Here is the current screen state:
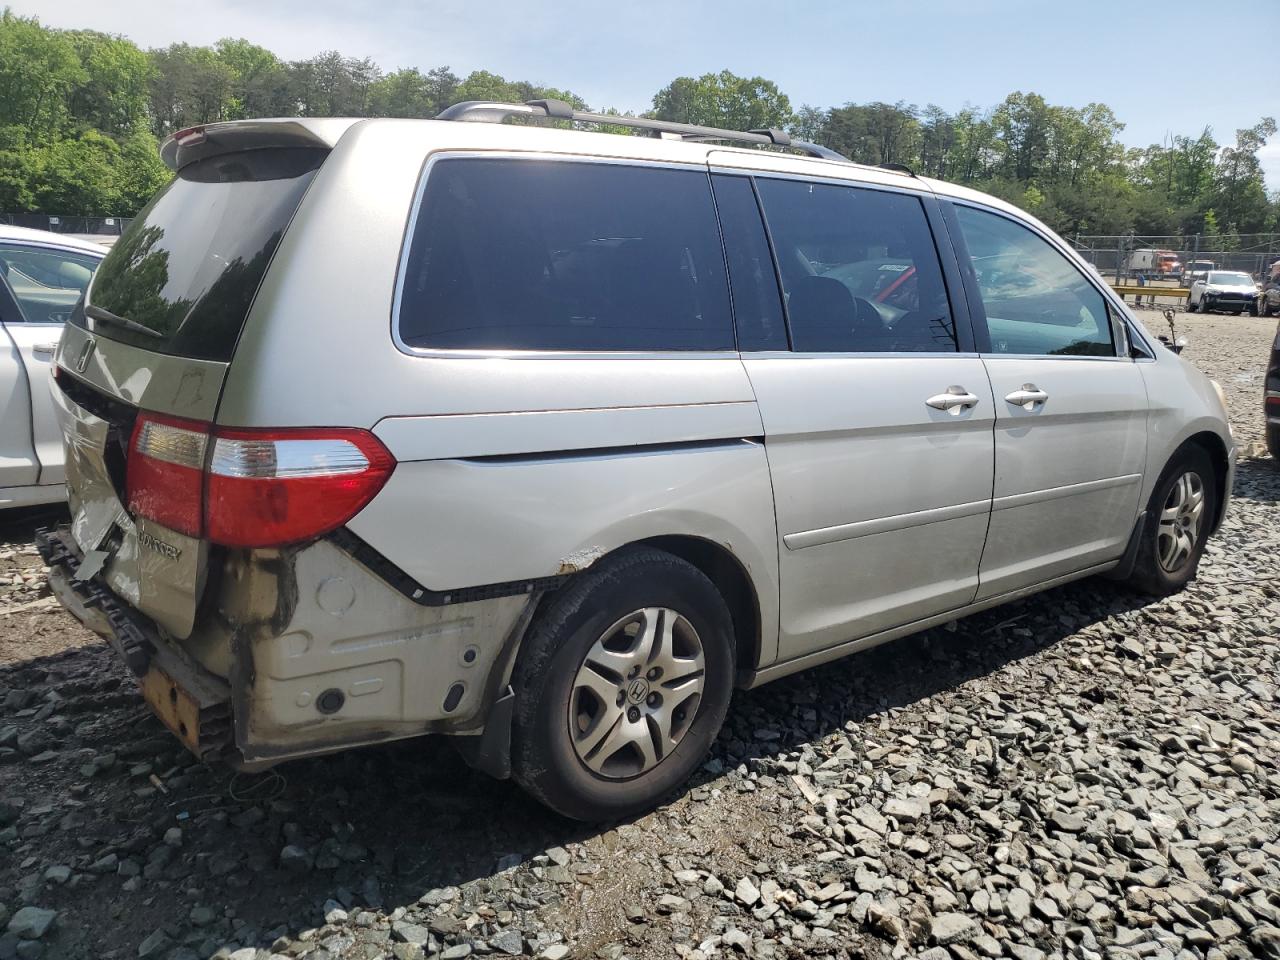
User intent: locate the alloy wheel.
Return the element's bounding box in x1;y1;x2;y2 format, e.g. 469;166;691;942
568;607;705;779
1157;470;1205;573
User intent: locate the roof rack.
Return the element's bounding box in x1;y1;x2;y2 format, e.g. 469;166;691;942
878;162;916;177
436;99;850;162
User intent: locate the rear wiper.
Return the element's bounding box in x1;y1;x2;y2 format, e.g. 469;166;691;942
84;303;163;339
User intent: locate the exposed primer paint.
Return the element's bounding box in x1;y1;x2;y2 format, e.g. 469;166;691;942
557;546;606;575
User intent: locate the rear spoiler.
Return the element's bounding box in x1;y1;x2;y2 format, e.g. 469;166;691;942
160;118;363;172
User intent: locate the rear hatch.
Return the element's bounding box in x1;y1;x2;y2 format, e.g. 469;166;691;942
54;123;343;639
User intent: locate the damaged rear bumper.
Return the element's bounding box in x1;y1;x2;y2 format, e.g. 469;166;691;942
36;525;234;762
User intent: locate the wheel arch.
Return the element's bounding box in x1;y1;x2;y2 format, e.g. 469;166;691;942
1180;430;1231;533
630;534;762;683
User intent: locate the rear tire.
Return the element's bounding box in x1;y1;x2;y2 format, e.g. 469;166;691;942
510;547;735;821
1186;298;1197;313
1125;445;1217;596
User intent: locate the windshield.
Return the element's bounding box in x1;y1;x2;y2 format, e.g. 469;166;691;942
76;148;324;362
1208;272;1252;285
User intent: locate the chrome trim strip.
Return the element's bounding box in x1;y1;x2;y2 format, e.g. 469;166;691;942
783;497;991;551
982;353;1132;363
991;473;1142;512
706;163;932;198
744;351;980;360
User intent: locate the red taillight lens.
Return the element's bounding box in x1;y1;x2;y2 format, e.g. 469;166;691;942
126;413;209;538
1267;394;1280;415
125;414;395;548
205;427;395;548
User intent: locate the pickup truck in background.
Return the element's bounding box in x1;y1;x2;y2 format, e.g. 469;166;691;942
1;226;105;509
1184;259;1218;287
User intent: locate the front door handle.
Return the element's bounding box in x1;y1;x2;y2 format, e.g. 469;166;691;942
926;385;980;415
1005;384;1049;410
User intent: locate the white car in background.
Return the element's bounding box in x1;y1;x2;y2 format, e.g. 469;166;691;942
0;226;105;509
1186;270;1260;315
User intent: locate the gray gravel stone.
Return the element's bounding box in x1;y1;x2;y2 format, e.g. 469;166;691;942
7;908;56;940
930;912;978;945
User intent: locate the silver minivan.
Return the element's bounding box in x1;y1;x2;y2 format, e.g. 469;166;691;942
41;102;1234;820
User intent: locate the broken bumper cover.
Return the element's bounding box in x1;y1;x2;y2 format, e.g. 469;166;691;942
36;525;233;762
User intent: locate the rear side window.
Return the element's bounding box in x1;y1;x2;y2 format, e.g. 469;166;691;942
397;159;733;352
78;148;324;362
755;178;957;353
0;244;100;324
953;205;1114;358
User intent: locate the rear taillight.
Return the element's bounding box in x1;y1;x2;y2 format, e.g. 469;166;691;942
127;414;208;537
125;414;395;548
206;428;395;548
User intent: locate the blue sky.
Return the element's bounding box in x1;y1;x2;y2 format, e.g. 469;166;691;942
18;0;1280;186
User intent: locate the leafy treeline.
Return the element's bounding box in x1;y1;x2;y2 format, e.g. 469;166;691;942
2;9;1276;241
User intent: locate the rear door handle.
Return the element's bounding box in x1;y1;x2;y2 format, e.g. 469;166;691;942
925;385;980;414
1005;384;1049;410
32;343;58;357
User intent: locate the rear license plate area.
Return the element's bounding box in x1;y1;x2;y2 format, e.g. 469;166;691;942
141;666;202;755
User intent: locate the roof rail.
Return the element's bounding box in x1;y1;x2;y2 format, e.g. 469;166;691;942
435;99;849;162
878;162;916;177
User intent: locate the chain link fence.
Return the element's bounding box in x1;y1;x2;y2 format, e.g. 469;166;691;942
1070;234;1280;282
2;214;133;236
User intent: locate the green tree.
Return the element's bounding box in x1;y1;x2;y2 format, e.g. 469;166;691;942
30;130;123;213
651;70;792;132
215;38;292;119
66;30;152;137
0;11;85;132
368;66;458;118
990;91;1053;182
821;101;921;168
1213;117;1277;232
789;105;827;144
290;51;381;116
148;43;237;135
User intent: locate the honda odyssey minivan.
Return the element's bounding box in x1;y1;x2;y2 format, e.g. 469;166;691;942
41;102;1234;820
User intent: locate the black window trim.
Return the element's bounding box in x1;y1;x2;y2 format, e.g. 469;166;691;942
708;172;792;352
390;150;741;360
740;169;974;357
939;197;1144;362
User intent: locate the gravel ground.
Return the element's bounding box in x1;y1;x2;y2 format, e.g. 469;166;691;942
1;311;1278;960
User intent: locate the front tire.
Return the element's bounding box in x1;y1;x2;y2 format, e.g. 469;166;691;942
1126;446;1217;595
1186;298;1198;313
510;548;735;821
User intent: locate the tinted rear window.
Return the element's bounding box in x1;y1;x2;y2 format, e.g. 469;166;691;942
77;148;324;362
397;158;733;352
